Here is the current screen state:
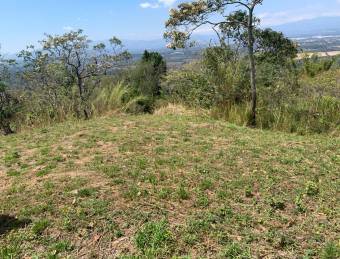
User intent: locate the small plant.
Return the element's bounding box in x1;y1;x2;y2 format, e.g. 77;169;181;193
245;186;254;198
305;181;319;196
135;220;173;256
295;194;307;213
177;183;190;200
195;192;210;208
199;178;213;191
51;240;73;254
269;198;286;210
32;219;49;235
158;188;172;200
78;188;97;197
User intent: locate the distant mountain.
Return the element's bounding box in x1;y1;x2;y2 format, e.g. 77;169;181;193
122;35;214;53
271;16;340;37
123;17;340;52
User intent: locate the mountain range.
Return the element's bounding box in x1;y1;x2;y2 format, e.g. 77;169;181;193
123;16;340;52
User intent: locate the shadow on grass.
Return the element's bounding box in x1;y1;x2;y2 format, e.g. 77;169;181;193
0;215;31;236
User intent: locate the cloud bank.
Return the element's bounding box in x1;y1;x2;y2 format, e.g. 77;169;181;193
140;0;177;9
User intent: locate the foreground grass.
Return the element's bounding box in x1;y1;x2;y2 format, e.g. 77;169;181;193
0;112;339;258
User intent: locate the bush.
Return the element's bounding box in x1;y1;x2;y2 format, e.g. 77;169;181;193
162;64;215;108
302;55;335;77
124;95;154;114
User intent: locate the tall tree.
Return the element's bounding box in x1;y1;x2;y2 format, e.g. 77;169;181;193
164;0;263;126
141;50;167;96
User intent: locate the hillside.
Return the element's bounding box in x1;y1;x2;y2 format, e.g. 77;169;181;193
0;110;339;258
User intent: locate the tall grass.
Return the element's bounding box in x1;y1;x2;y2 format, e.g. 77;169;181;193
210;96;340;135
92;81;130;115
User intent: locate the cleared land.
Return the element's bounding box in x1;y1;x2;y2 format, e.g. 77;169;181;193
0;112;339;258
297;51;340;59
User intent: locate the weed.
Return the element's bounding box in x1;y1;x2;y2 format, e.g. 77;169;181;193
32;219;50;235
177;184;190;200
305;181;319;196
135;220;173;256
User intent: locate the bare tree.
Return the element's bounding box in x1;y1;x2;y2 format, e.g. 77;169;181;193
37;30;131;119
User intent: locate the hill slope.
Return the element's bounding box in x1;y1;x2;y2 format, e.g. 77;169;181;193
0;112;339;258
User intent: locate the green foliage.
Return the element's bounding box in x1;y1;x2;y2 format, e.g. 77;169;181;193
255;28;298;64
162;63;214;108
321;242;340;259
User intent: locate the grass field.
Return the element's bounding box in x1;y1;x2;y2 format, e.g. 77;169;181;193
0;111;339;258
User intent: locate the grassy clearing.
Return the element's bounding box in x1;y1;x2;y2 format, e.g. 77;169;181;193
0;111;339;258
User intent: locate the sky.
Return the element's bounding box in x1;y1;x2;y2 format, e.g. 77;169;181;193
0;0;340;53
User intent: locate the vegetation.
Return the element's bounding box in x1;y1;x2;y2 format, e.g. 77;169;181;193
0;0;340;257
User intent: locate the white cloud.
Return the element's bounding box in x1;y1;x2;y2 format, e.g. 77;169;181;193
259;8;340;26
140;0;177;9
140;2;159;9
158;0;177;6
63;26;74;31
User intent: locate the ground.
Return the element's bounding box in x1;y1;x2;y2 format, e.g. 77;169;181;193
0;111;339;258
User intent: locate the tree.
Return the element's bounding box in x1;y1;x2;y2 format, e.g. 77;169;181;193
255;29;298;65
141;50;167;96
164;0;263;126
21;30;131;119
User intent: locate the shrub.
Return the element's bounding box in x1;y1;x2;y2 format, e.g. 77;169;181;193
161;63;215;108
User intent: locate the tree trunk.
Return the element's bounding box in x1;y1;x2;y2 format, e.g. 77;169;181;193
247;7;257;127
77;75;89;120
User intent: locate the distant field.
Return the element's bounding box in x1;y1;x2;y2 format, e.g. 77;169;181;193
297;51;340;59
0;112;339;258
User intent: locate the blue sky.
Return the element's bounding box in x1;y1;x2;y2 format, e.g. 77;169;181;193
0;0;339;53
